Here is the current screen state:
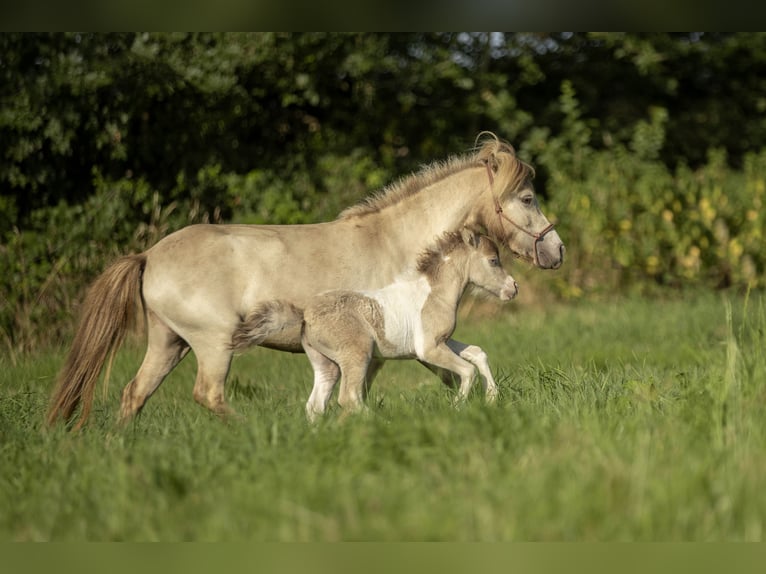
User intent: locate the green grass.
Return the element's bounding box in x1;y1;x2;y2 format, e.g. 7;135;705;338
2;291;766;541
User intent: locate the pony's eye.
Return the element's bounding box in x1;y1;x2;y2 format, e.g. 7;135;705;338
521;195;534;207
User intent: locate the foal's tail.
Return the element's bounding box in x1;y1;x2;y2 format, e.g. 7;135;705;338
46;254;147;430
230;300;303;351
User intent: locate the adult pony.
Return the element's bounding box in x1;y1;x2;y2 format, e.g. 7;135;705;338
47;132;564;428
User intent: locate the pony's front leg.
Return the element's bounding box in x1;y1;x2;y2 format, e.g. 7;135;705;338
446;339;498;403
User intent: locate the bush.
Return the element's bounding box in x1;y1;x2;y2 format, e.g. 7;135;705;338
0;169;222;355
534;85;766;298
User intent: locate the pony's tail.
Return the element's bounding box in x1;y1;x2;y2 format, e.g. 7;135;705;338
47;254;146;430
230;300;304;351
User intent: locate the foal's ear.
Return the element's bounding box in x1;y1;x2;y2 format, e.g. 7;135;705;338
460;227;481;248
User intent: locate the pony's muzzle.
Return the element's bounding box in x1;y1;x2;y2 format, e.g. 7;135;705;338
535;230;565;269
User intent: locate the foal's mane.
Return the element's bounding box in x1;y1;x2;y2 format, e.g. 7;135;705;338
337;132;534;220
416;231;466;278
417;231;464;277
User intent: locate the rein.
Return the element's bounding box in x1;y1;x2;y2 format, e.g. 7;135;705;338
485;160;556;267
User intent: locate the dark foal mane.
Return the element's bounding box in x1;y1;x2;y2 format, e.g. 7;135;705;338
337;132;534;220
416;231;468;280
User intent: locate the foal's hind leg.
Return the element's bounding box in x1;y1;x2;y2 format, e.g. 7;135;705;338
336;342;374;416
119;311;190;423
303;337;340;423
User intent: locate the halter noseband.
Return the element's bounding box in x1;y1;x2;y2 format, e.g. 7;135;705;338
485;160;556;267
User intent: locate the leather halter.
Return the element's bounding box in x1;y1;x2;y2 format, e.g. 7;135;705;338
485;160;556;267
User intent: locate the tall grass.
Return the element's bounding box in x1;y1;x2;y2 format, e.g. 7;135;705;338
1;292;765;540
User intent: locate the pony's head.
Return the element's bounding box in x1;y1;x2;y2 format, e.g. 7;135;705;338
474;133;564;270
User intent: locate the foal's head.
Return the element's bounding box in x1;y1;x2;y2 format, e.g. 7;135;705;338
419;229;518;301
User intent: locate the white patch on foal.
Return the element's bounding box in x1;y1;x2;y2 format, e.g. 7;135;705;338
362;274;431;358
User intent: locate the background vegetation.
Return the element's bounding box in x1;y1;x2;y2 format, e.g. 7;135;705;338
2;32;766;353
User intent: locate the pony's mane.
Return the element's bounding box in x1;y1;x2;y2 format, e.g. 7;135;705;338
337;132;534;220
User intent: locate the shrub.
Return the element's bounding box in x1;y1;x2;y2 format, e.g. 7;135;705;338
535;85;766;297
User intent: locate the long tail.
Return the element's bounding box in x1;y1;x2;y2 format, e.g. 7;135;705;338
47;254;146;430
230;300;303;351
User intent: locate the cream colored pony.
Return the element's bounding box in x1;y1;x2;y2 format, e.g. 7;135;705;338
47;133;563;428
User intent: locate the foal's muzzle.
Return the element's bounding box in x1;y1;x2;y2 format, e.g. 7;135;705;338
500;278;519;301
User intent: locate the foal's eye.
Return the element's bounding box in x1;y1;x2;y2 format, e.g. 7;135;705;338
489;257;500;267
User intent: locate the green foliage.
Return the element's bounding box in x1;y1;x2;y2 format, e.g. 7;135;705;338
534;86;766;297
0;168;221;353
2;293;766;540
3;33;766;350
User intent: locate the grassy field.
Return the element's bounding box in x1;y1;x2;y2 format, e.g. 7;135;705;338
2;290;766;541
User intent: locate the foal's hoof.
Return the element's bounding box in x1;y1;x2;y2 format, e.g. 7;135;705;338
451;394;467;409
337;405;370;423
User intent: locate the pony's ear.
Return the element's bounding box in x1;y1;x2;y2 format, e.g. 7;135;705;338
460;227;481;248
475;132;500;172
486;153;499;174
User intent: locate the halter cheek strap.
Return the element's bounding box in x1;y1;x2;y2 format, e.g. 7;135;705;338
485;160;556;267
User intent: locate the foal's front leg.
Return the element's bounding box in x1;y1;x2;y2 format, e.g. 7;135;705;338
445;339;499;402
420;343;477;402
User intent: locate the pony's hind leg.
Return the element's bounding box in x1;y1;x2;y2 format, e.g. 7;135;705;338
363;358;385;396
119;311;190;423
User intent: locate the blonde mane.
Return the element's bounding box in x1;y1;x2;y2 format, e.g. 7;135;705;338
337;132;534;220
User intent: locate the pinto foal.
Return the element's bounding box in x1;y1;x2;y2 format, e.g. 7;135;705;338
233;229;518;420
301;229;518;420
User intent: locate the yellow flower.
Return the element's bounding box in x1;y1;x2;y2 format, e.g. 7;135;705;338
646;255;660;273
699;197;716;224
728;239;743;260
